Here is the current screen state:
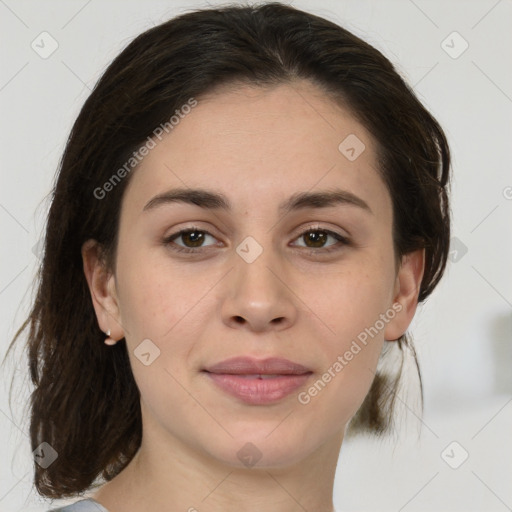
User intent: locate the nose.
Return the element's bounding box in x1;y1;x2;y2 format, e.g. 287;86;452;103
220;242;298;333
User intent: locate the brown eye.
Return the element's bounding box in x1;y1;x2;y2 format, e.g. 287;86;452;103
293;228;349;252
163;228;218;253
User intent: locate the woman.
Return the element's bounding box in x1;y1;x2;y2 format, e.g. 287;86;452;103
7;2;450;511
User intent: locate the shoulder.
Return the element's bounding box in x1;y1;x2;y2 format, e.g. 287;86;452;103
47;498;109;512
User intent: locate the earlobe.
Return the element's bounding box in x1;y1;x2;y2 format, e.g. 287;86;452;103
384;249;425;341
81;239;123;342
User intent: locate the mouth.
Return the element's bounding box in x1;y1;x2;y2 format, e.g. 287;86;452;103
202;356;313;405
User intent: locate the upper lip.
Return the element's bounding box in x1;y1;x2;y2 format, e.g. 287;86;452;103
203;356;312;375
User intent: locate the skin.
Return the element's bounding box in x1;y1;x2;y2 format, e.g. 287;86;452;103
82;80;424;512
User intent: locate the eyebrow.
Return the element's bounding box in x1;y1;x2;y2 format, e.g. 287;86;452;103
142;187;372;215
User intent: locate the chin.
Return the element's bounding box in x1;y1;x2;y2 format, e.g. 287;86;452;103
201;428;318;471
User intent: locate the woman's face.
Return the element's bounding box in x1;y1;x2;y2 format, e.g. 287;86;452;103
87;80;421;469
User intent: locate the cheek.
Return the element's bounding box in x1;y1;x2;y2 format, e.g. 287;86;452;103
114;239;214;339
317;256;395;340
297;275;390;433
303;255;394;403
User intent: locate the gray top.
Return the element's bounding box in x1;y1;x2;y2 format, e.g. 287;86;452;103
48;497;340;511
47;498;109;512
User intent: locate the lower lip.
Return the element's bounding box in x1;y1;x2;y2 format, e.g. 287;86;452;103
204;372;312;405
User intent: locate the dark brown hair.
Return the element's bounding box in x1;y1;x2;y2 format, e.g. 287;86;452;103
4;1;450;499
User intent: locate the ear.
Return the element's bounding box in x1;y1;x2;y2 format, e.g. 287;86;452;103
384;249;425;342
81;239;124;341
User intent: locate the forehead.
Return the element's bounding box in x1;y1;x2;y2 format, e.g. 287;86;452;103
121;80;390;219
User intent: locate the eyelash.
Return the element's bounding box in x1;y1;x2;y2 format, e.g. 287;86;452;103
162;225;350;255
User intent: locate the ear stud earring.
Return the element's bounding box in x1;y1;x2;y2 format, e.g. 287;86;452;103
104;329;118;346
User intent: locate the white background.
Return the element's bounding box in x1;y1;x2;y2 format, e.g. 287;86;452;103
1;0;511;511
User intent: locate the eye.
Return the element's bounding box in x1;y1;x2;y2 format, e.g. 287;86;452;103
163;227;218;253
291;226;349;254
163;225;349;255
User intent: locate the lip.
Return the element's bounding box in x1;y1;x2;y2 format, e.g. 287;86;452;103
203;356;312;375
202;356;313;405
